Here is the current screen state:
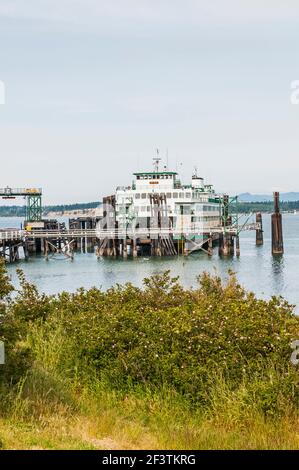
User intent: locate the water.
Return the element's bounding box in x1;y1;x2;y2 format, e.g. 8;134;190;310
1;214;299;308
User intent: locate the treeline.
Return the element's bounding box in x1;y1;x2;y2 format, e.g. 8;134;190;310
233;200;299;213
1;200;299;218
43;201;100;215
0;206;26;217
0;201;100;217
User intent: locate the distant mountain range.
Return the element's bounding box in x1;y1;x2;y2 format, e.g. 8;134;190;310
238;193;299;202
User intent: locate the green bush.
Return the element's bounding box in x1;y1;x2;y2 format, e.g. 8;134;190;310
24;270;299;412
0;262;33;389
2;263;299;418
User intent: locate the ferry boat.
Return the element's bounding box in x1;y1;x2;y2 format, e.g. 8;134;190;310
114;155;223;240
98;155;237;256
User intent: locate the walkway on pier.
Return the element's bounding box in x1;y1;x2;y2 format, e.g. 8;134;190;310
0;223;260;243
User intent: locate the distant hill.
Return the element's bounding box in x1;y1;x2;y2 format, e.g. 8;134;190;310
0;201;101;217
238;192;299;202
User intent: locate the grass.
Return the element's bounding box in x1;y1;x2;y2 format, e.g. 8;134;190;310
1;352;299;450
2;383;299;450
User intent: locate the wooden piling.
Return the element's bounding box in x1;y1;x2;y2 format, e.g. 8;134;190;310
218;233;224;256
256;212;264;246
123;239;127;259
219;233;233;256
24;241;29;261
45;240;49;261
208;236;213;256
271;192;284;255
132;237;138;258
236;235;240;257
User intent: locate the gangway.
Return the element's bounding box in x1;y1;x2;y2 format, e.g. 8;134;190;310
0;187;42;221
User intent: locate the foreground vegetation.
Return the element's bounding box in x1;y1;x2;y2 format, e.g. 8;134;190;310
1;260;299;449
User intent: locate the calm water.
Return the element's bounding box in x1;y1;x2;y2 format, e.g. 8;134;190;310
1;214;299;308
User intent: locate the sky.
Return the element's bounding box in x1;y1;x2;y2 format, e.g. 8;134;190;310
0;0;299;204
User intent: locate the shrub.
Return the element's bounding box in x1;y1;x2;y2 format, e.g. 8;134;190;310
27;270;299;410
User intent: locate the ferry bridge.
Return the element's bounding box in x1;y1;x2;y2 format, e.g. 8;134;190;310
0;187;42;221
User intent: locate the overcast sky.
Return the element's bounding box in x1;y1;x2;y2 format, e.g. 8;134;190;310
0;1;299;204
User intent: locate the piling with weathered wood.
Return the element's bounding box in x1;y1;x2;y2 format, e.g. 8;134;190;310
98;195;118;257
271;192;284;255
235;235;240;257
219;232;234;256
256;212;264;246
208;236;213;256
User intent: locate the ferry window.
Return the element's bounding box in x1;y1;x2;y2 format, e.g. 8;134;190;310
173;193;178;198
141;193;147;199
186;193;191;198
179;193;184;198
136;176;140;180
135;194;140;199
166;192;171;198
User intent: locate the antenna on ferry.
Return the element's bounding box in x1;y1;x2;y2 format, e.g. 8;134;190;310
153;148;161;172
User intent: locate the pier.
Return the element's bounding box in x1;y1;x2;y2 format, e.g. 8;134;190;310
0;179;262;263
0;228;97;261
0;223;260;262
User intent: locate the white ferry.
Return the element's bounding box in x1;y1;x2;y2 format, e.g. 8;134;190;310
98;155;235;256
114;156;222;239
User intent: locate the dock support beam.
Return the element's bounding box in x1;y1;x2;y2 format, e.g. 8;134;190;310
208;236;213;256
271;192;284;255
132;238;138;258
236;235;240;257
219;233;234;256
256;212;264;246
123;239;127;259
